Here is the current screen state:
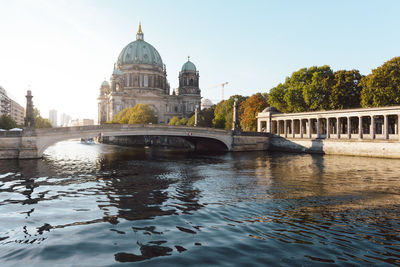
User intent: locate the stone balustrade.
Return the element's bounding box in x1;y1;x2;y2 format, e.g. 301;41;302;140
257;106;400;140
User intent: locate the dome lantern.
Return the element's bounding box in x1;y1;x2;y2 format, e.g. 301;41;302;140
136;22;144;40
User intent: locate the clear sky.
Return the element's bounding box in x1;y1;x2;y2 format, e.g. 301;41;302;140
0;0;399;121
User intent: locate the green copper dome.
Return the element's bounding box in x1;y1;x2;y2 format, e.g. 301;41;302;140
181;59;196;71
117;24;163;68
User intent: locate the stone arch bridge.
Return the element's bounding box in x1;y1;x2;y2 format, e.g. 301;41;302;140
0;124;269;159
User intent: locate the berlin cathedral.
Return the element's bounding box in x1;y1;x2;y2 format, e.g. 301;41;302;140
98;23;201;124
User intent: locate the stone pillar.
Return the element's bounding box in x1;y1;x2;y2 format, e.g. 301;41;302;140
277;120;281;136
384;114;389;139
347;117;351;139
308;118;312;138
326;118;331;138
317;118;321;138
25;90;35;129
257;119;262;132
300;119;304;138
359;116;363;139
232;98;241;132
371;116;375;139
284;120;287;138
398;115;400;140
337;117;341;139
194;105;199;127
292;120;295;138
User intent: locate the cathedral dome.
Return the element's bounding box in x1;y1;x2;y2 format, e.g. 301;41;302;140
117;23;163;68
181;59;196;71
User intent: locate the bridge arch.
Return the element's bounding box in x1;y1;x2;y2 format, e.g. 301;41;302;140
34;125;233;157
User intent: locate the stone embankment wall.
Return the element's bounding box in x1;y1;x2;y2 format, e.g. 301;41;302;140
271;136;400;158
231;134;269;152
0;136;20;159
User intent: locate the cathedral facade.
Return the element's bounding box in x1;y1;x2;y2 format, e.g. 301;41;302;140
98;24;201;124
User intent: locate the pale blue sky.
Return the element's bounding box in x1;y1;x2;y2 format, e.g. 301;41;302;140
0;0;399;120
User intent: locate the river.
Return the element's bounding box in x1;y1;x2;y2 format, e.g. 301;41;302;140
0;140;399;266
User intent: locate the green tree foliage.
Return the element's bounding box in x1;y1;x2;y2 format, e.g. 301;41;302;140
177;117;188;125
0;115;17;130
185;106;216;127
268;83;289;112
330;70;363;109
168;116;180;125
302;66;334;111
239;93;268;131
186;115;195;126
361;57;400;107
34;108;52;128
268;65;365;112
213;95;246;129
111;104;157;124
197;106;215;127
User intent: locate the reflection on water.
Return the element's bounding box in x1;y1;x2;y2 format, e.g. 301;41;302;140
0;140;399;266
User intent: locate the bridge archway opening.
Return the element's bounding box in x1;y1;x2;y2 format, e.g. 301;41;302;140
38;132;231;158
100;135;229;152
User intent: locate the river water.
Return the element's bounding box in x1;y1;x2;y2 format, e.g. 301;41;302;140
0;140;399;266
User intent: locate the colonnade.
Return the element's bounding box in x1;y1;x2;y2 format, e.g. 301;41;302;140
257;106;400;140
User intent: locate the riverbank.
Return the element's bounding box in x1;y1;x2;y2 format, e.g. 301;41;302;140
271;136;400;158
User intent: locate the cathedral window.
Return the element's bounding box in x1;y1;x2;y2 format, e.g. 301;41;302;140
144;76;149;87
189;78;194;86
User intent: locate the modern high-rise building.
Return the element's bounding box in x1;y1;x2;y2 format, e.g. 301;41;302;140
10;100;25;125
49;109;58;127
0;86;11;117
0;86;25;125
60;113;72;127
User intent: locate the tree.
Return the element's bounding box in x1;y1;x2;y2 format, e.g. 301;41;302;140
239;93;268;131
185;106;215;127
213;95;246;130
302;66;334;111
268;83;288;112
197;106;215;127
168;116;180;125
268;65;339;112
186;115;195;126
330;70;363;109
111;104;157;124
177;117;188;125
361;57;400;107
34;108;52;128
0;115;17;130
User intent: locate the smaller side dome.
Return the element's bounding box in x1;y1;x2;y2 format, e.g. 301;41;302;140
181;58;196;71
262;107;279;113
101;80;110;87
